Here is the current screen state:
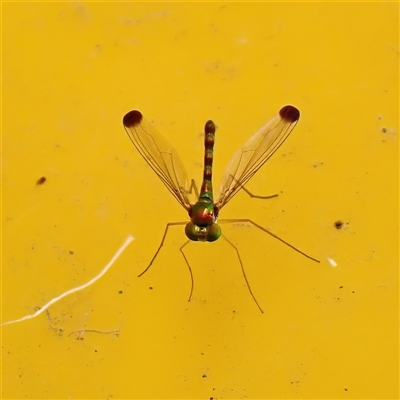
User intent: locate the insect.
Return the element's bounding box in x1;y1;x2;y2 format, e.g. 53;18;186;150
123;106;319;312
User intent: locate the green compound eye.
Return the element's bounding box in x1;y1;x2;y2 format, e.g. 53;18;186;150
185;222;198;241
206;223;221;242
185;222;221;242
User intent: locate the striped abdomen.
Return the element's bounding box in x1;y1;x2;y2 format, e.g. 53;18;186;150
200;120;216;201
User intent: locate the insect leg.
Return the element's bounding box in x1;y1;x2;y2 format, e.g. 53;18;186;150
218;219;320;262
187;179;200;199
227;174;278;199
221;234;264;313
179;240;194;302
138;222;187;277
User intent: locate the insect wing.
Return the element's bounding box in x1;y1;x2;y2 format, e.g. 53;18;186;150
123;110;193;210
216;105;300;209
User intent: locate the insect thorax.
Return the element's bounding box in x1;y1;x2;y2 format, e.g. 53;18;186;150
185;199;221;242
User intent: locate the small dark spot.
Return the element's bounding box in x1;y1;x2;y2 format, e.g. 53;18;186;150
149;286;153;290
95;349;97;352
202;373;207;378
334;220;345;229
69;250;74;255
339;286;343;289
352;291;355;293
344;388;348;391
118;290;123;294
36;176;46;185
382;127;387;133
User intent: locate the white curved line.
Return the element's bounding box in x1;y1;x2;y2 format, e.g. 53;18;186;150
1;235;135;327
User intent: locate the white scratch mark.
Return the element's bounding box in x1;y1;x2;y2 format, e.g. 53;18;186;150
326;257;337;267
1;235;134;326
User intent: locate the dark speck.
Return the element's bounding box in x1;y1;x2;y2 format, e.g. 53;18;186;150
36;176;46;185
202;373;207;378
118;290;123;294
334;220;345;229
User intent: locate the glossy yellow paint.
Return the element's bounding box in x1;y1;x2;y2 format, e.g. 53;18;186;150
2;2;398;399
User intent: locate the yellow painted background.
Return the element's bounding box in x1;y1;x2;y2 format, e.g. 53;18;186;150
2;2;398;399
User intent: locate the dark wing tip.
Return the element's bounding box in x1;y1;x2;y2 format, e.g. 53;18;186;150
279;105;300;122
123;110;143;127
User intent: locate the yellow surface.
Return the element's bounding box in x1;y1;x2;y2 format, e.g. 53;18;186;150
2;2;398;399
